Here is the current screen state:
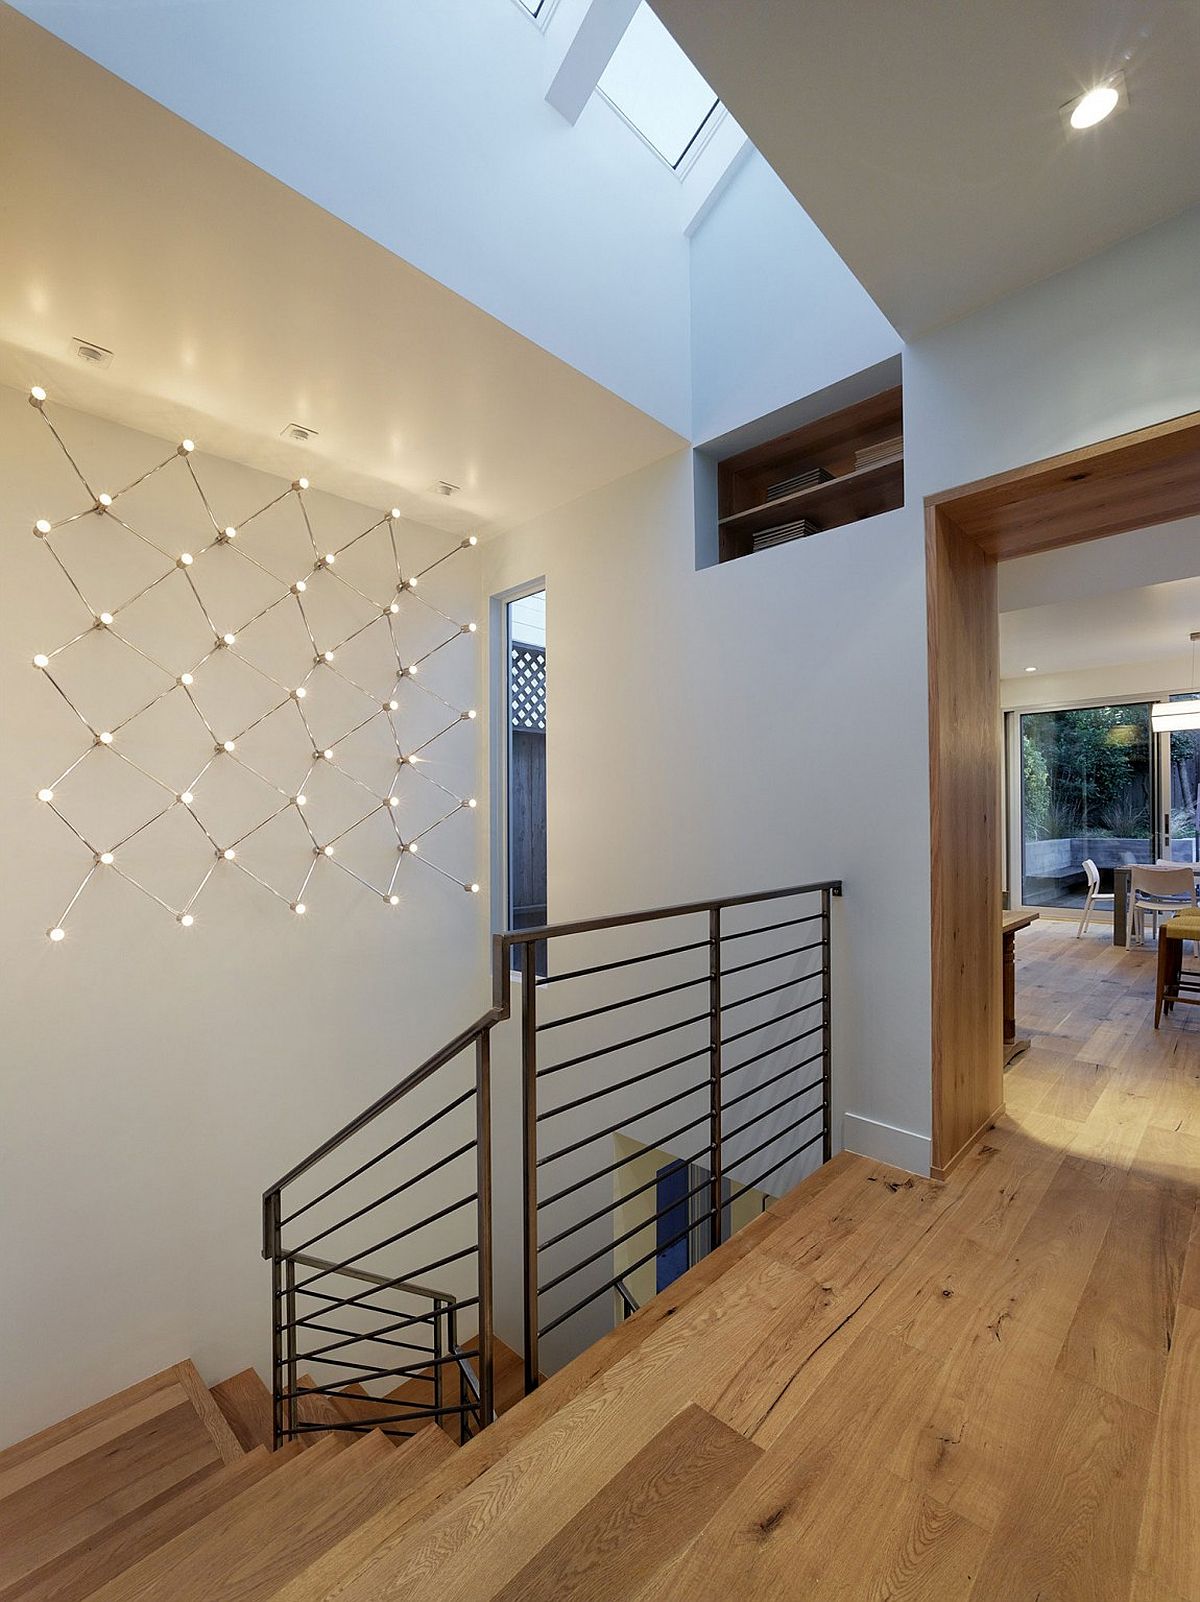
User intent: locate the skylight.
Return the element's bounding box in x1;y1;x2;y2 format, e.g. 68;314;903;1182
597;4;721;171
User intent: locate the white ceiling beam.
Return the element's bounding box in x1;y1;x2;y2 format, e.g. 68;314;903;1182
683;129;751;237
546;0;639;126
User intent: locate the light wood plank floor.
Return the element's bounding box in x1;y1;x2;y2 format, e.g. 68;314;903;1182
324;920;1200;1602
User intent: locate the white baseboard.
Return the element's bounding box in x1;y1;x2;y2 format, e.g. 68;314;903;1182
841;1112;931;1177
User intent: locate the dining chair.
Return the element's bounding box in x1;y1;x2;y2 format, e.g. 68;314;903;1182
1129;864;1198;945
1075;858;1114;938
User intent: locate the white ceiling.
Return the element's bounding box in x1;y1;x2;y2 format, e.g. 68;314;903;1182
654;0;1200;335
0;6;682;535
1000;575;1200;679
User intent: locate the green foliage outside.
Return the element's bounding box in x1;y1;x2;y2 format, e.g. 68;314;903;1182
1021;706;1150;841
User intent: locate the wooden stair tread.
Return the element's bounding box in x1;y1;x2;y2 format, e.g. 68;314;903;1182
210;1369;274;1454
260;1427;458;1602
80;1436;344;1602
0;1362;248;1593
85;1432;396;1602
4;1447;276;1602
293;1375;351;1445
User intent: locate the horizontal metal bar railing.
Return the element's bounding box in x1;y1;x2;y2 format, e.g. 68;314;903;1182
265;876;838;1444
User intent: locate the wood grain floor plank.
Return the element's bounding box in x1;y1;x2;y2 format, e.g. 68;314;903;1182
1136;1303;1200;1601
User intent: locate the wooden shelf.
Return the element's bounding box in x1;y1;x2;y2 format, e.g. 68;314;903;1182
717;456;904;538
714;385;904;564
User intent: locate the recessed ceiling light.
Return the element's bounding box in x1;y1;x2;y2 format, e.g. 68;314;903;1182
1025;666;1038;674
1062;73;1126;133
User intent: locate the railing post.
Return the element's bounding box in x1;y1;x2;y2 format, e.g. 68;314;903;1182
267;1190;283;1450
433;1292;444;1430
520;941;541;1395
821;887;833;1163
708;905;724;1248
283;1254;298;1443
475;1028;495;1429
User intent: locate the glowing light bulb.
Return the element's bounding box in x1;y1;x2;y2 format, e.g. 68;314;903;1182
98;731;113;745
322;748;334;761
385;699;399;712
323;844;335;857
179;673;194;687
223;526;237;541
34;518;52;537
390;507;402;520
179;792;194;805
222;632;236;647
292;902;306;915
322;552;336;566
97;493;113;508
37;787;54;802
468;883;481;894
178;552;194;566
322;650;335;663
292;580;307;594
292;687;306;700
1070;83;1120;130
468;535;478;546
99;851;114;865
466;708;477;720
33;653;49;669
407;576;418;590
180;438;195;454
464;622;478;634
221;740;236;754
388;602;400;614
293;477;310;491
30;385;47;403
407;840;419;854
467;797;478;808
98;612;113;627
404;664;418;678
388;795;400;807
48;926;65;941
294;794;307;807
179;913;194;927
222;847;236;860
388;894;400;906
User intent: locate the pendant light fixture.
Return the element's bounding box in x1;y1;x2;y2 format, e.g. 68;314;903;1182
1151;633;1200;733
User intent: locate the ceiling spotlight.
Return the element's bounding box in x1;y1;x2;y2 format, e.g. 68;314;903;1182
37;787;54;802
292;686;307;700
48;926;65;941
322;552;336;567
221;740;236;753
293;476;310;491
407;840;419;854
388;893;400;905
1063;74;1126;132
387;795;401;807
223;526;237;541
388;601;401;615
222;632;237;647
1025;665;1038;674
30;385;47;404
33;653;50;669
323;844;335;856
467;797;478;808
99;851;114;865
463;622;477;634
179;913;194;927
178;672;194;686
97;612;113;627
222;847;236;860
292;902;306;915
97;493;113;508
385;699;399;712
178;552;194;567
468;883;480;894
390;507;402;520
404;664;418;678
98;731;113;745
179;439;195;454
466;708;477;720
179;791;194;805
321;650;335;663
292;580;307;594
464;535;479;548
294;793;307;807
322;748;334;761
34;519;52;537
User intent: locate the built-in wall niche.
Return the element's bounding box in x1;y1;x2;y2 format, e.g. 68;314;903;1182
695;366;904;568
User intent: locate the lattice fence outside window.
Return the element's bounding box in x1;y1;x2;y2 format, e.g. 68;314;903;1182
510;644;546;732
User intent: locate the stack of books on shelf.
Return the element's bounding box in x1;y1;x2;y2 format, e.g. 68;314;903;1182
751;518;821;552
765;466;831;501
854;435;903;471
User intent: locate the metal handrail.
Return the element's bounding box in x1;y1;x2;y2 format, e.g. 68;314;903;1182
263;876;841;1446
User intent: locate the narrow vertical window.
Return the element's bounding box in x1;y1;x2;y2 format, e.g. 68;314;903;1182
506;589;547;971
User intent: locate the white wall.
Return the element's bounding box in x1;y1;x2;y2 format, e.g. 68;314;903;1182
8;0;692;435
0;384;487;1447
482;448;931;1174
689;151;900;442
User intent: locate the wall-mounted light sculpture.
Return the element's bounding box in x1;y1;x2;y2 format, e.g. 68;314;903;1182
27;388;481;941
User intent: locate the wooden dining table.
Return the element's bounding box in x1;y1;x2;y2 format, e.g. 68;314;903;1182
1002;909;1038;1066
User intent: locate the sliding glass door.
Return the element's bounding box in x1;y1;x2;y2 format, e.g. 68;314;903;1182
1018;702;1154;908
1165;723;1200;864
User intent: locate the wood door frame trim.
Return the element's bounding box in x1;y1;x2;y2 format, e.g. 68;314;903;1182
926;406;1200;1178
